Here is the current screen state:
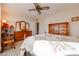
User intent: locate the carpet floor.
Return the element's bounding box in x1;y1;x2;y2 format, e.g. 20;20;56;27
0;41;23;56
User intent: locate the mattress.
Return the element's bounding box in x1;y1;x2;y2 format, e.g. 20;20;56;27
20;34;79;56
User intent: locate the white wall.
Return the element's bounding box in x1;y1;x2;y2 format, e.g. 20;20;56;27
70;21;79;36
39;7;79;37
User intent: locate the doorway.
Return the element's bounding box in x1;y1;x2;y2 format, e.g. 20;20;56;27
36;22;39;34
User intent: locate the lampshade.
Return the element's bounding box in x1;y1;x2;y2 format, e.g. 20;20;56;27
2;20;7;23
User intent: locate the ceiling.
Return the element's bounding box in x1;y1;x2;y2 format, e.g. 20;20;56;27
2;3;79;20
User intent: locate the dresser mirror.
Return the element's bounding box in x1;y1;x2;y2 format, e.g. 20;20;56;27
15;21;32;42
15;21;29;31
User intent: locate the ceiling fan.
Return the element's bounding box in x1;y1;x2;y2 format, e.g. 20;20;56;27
28;3;49;15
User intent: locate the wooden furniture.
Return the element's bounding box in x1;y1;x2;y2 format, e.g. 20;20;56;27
49;22;69;35
15;21;32;42
1;22;15;52
1;35;15;52
15;30;32;42
71;16;79;22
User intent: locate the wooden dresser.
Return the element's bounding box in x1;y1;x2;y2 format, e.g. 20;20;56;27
15;30;32;42
15;21;32;42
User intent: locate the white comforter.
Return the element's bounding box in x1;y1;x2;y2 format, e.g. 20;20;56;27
33;40;79;56
20;34;79;56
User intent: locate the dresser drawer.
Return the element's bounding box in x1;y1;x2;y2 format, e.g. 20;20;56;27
15;37;24;42
15;30;32;42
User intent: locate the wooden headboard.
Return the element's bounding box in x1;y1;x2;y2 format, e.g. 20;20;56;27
48;22;69;35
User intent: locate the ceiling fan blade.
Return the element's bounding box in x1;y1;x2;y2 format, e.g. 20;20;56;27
41;7;49;10
28;9;37;11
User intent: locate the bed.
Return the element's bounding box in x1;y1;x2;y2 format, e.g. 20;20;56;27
20;34;79;56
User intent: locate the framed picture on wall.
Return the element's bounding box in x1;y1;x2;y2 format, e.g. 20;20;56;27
71;16;79;22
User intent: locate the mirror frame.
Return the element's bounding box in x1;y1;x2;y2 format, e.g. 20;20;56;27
15;21;29;31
